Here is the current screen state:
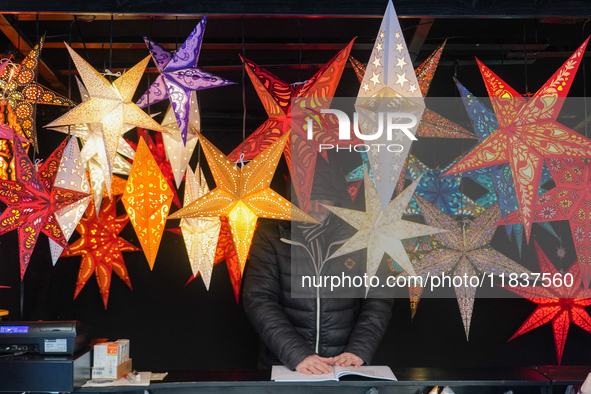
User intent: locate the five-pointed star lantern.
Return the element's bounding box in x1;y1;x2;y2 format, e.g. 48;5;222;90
499;158;591;288
168;132;318;271
502;240;591;365
48;76;137;214
355;0;426;211
227;39;358;213
444;38;591;241
46;44;167;183
182;216;243;303
324;168;447;282
62;197;139;309
348;42;477;195
136;16;235;145
160;91;200;188
0;134;89;279
0;37;74;144
455;79;560;256
405;154;485;217
48;136;93;265
127;128;181;208
122;137;174;269
404;195;531;339
180;165;221;289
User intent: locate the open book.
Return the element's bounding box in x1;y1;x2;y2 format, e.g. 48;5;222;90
271;365;397;382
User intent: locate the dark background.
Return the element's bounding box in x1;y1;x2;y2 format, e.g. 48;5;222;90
0;7;591;371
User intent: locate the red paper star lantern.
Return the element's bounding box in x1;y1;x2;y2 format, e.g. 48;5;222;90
62;198;139;309
503;241;591;365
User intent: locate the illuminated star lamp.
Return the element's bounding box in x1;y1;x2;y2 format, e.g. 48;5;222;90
46;44;168;182
502;240;591;365
228;39;358;213
62;197;139;309
0;134;89;279
122;137;174;269
325;169;447;282
168;132;318;271
404;195;531;339
136;16;235;145
445;38;591;241
355;0;425;211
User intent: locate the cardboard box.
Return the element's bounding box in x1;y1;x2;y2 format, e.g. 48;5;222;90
94;339;130;367
91;358;132;380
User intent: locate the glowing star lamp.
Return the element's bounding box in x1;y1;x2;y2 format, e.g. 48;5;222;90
168;131;317;271
122;137;174;269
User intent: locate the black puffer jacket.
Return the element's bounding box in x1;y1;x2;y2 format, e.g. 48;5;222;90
243;217;394;370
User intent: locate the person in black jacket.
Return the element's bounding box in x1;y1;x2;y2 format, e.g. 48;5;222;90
242;157;394;375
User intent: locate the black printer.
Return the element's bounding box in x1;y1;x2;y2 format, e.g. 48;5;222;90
0;320;91;355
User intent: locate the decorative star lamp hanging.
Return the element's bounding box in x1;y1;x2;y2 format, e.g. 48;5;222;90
46;44;167;182
48;136;93;265
180;165;221;289
48;77;137;214
405;154;485;217
444;39;591;241
355;0;426;211
182;216;242;303
0;37;74;144
136;16;235;145
499;158;591;288
0;134;89;279
160;91;200;188
127;128;181;208
502;240;591;365
169;132;317;271
324;168;447;281
122;137;174;269
62;197;139;309
228;39;357;213
454;79;560;255
404;195;531;339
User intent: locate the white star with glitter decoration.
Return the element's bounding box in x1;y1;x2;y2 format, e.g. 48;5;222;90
372;56;382;68
380;30;385;39
395;71;408;87
362;83;370;93
395;56;408;69
369;71;382;87
395;42;405;54
409;83;418;93
394;31;401;39
375;42;383;52
372;161;381;174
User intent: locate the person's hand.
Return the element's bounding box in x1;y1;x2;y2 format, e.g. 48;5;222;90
295;355;334;375
332;352;364;368
581;372;591;394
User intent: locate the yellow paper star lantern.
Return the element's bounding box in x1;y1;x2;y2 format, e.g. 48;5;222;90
168;131;317;271
122;137;174;269
45;44;167;179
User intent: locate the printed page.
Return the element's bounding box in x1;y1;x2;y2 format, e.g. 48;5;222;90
271;365;338;382
334;365;397;381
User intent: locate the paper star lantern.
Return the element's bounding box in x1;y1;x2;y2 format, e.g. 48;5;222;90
48;136;93;265
48;76;137;214
455;78;560;253
0;134;89;278
126;128;181;209
160;91;199;188
169;132;317;270
46;44;167;180
354;0;426;210
136;17;235;145
228;40;357;212
406;154;485;217
0;37;74;143
503;240;591;364
445;39;591;241
406;195;531;338
180;216;242;303
122;137;174;269
180;165;221;289
499;158;591;288
324;168;447;281
62;197;139;309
